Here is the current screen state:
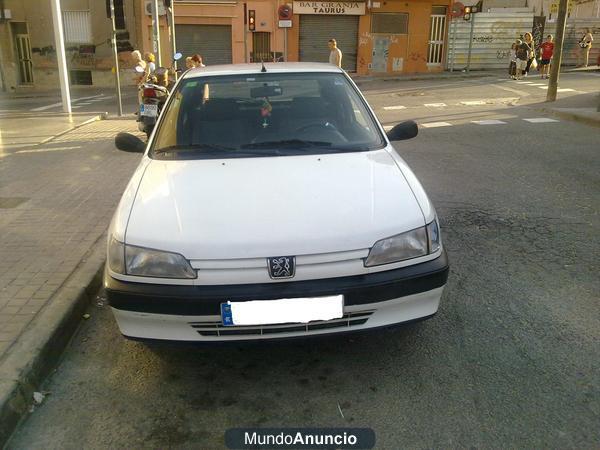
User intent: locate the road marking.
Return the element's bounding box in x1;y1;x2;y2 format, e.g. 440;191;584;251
537;86;549;90
460;100;487;106
424;103;447;107
31;102;63;112
383;105;407;110
421;122;452;128
529;83;546;86
15;146;82;154
557;88;576;92
71;106;83;109
29;94;105;111
472;120;507;125
523;118;559;123
492;83;530;97
517;81;533;84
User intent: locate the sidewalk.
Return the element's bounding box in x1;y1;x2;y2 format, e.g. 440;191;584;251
0;112;107;150
0;119;143;445
530;90;600;127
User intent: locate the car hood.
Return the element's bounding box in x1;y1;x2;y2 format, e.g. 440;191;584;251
125;149;426;259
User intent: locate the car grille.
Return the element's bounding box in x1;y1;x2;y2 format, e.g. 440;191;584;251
188;310;374;337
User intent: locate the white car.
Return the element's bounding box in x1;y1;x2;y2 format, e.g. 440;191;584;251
106;62;448;342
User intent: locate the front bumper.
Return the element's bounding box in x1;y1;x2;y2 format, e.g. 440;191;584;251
106;250;449;341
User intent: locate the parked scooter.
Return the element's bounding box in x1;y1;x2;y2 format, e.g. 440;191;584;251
136;52;182;138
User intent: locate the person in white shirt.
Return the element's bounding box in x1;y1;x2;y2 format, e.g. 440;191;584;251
144;52;156;74
328;39;342;68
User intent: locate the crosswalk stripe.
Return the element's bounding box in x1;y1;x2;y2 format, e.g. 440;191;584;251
460;100;487;106
31;102;63;112
523;118;559;123
421;122;452;128
529;83;546;86
537;86;549;89
383;105;406;110
472;120;507;125
424;103;447;107
557;88;576;92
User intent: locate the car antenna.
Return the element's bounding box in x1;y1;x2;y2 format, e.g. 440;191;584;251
261;60;267;73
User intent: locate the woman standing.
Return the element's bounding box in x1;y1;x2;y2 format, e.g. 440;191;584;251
523;32;535;77
578;28;594;68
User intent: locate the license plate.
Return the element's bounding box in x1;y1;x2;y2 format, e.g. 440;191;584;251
221;295;344;326
140;104;158;117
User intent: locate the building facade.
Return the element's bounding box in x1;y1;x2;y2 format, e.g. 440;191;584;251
138;0;452;75
0;0;138;91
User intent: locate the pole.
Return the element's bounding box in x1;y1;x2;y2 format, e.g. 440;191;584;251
466;14;475;72
450;18;457;72
109;0;123;116
243;3;248;63
152;0;162;66
284;28;288;62
50;0;71;113
169;2;177;78
547;0;568;102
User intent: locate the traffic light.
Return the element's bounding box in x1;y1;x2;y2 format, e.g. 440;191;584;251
463;6;471;20
248;10;256;31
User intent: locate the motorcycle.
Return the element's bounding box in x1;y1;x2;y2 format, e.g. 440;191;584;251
136;52;182;138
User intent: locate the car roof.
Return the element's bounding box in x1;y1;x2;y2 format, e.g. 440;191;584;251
182;62;344;78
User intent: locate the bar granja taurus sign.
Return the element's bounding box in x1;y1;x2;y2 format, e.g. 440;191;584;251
292;1;366;15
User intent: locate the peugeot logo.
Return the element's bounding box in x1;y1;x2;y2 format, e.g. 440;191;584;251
267;256;296;279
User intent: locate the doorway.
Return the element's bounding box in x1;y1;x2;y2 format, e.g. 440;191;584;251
252;32;271;62
11;22;33;84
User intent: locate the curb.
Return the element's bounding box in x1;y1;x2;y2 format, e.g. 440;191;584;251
352;71;498;86
0;236;107;447
532;106;600;128
39;113;108;145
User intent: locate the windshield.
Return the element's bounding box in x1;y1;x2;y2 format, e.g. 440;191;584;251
151;72;385;159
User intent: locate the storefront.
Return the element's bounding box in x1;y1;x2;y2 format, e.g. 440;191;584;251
295;1;365;72
356;1;450;75
175;24;232;65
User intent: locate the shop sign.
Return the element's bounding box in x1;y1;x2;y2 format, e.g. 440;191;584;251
292;1;366;15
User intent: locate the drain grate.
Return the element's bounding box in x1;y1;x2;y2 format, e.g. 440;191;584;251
0;197;29;209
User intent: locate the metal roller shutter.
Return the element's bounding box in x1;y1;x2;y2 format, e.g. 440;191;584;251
299;15;359;72
175;25;232;65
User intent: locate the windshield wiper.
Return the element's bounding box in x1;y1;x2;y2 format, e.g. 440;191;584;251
154;144;236;153
241;139;332;149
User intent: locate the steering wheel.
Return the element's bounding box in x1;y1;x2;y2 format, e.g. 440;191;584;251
294;121;338;133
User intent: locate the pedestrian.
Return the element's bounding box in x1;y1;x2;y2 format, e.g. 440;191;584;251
514;39;529;80
509;41;518;79
191;54;206;68
328;39;342;68
522;32;535;76
131;50;148;104
144;52;156;74
539;35;554;79
577;28;594;67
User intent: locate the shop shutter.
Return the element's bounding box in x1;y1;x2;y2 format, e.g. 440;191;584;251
175;25;232;65
299;15;359;72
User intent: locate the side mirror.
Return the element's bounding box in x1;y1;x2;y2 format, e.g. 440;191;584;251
174;52;183;61
115;133;146;153
386;120;418;141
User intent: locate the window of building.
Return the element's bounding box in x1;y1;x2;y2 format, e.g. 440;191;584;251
62;11;92;44
432;6;447;15
371;13;409;35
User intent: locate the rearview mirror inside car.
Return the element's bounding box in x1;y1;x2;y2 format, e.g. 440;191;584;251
386;120;419;141
250;85;282;98
115;133;146;153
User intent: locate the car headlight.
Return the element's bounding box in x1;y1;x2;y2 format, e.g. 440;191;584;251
365;218;442;267
108;238;196;279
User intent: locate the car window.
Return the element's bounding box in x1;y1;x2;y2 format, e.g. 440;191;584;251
151;72;385;159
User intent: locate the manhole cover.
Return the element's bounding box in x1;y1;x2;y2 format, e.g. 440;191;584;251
0;197;29;208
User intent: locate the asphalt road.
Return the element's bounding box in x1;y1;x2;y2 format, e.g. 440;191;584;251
7;75;600;449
